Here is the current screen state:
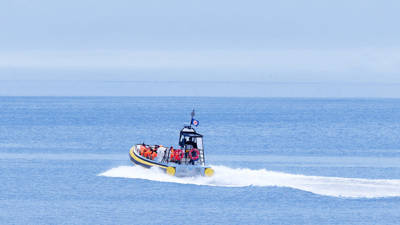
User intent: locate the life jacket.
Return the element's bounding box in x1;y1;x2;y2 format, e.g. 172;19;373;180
151;151;157;160
170;148;175;161
140;145;146;156
144;148;151;158
174;149;183;161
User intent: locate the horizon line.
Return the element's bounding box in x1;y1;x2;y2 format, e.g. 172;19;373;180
1;95;399;100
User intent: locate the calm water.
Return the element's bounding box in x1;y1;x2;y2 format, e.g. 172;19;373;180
1;97;400;224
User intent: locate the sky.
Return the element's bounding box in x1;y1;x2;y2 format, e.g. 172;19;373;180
0;0;399;97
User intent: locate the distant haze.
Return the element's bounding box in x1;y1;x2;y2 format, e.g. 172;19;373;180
1;0;399;97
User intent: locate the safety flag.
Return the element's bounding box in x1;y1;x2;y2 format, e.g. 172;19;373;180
191;118;199;127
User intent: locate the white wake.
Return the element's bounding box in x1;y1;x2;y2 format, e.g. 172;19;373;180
99;165;400;198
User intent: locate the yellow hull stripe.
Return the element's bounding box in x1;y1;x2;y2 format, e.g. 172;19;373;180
130;146;167;169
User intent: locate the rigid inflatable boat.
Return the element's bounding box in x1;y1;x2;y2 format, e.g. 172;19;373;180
129;111;214;177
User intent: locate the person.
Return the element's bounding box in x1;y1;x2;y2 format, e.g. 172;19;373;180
174;149;182;164
189;149;198;165
140;145;146;156
161;148;168;163
186;137;197;149
150;145;158;160
151;151;157;160
183;138;195;163
144;147;152;159
169;147;175;162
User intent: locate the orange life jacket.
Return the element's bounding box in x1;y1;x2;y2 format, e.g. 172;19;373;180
151;151;157;160
140;146;146;156
144;149;151;158
174;149;183;161
170;148;175;161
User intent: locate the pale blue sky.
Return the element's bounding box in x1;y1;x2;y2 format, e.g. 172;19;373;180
0;0;399;97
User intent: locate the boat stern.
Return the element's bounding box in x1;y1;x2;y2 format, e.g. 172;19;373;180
170;165;214;177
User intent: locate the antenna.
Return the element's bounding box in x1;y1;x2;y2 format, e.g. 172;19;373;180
190;109;195;128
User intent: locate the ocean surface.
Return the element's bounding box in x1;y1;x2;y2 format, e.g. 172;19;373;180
1;97;400;224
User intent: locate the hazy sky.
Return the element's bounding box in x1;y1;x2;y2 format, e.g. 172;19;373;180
1;0;399;97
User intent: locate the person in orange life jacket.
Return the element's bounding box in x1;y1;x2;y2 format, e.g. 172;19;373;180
139;146;145;156
169;147;175;162
139;143;148;156
174;149;183;164
144;147;152;159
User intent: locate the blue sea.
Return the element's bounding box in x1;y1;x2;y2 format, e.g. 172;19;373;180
1;97;400;224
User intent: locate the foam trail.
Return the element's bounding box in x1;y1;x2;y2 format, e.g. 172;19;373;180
99;165;400;198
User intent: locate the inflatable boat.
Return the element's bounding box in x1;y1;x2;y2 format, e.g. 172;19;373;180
129;112;214;177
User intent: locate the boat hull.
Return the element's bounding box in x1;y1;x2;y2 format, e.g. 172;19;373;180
129;146;213;177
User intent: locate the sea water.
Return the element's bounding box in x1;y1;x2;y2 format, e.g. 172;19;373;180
1;97;400;224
